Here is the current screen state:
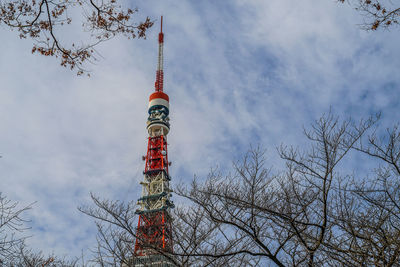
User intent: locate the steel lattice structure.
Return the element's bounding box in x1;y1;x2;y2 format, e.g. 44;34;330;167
132;17;175;267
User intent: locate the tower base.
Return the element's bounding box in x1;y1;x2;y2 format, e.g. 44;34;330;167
122;255;176;267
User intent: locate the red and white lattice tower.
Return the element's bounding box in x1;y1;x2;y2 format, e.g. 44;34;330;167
132;17;176;267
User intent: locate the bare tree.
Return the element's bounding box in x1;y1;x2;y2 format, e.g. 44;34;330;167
339;0;400;30
0;194;84;266
0;193;32;264
327;125;400;266
0;0;153;75
175;113;378;266
172;203;261;266
9;245;85;267
78;193;138;266
79;194;181;266
79;192;259;266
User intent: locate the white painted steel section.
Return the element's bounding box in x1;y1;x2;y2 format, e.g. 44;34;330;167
147;123;170;136
149;98;169;109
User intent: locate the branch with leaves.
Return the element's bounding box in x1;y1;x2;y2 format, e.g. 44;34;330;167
339;0;400;30
0;0;153;75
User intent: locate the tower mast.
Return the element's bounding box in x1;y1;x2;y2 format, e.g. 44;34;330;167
132;16;175;267
155;16;164;92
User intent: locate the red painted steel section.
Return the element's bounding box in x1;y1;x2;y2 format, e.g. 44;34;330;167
135;210;173;255
144;136;169;174
134;135;172;255
135;136;172;255
149;91;169;102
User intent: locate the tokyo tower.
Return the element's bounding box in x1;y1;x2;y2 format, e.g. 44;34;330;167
132;16;176;267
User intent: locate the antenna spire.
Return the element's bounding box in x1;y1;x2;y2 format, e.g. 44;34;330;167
160;15;163;33
155;16;164;92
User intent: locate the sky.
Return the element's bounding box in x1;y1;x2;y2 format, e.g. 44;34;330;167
0;0;400;260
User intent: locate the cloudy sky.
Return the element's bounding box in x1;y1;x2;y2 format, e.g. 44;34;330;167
0;0;399;259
